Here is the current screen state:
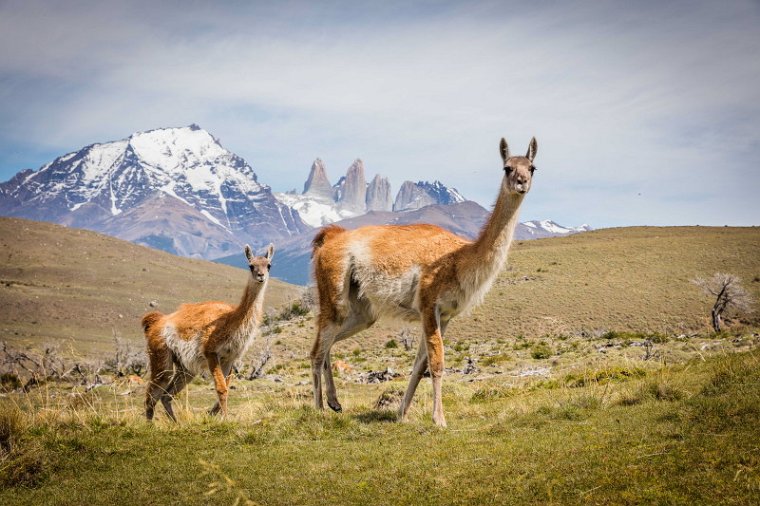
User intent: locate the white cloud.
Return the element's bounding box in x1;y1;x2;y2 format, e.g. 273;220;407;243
1;0;759;226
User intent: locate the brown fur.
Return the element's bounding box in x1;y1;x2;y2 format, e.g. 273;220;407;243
141;311;163;333
310;138;537;426
142;244;274;421
312;224;346;253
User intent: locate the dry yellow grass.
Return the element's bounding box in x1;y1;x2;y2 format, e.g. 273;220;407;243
453;226;760;340
2;221;759;504
0;217;302;355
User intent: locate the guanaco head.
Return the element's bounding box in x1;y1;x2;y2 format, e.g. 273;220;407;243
244;243;275;283
499;137;537;195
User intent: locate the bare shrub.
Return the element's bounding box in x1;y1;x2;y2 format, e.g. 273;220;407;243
102;329;146;377
247;332;272;380
0;341;69;390
397;327;416;351
300;285;317;312
692;273;754;332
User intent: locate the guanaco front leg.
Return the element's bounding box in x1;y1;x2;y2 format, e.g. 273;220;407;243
423;311;447;427
207;353;228;417
208;361;234;416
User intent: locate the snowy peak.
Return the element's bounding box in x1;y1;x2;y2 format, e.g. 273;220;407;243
0;125;309;258
126;125;229;175
275;161;468;227
521;220;593;238
393;180;465;212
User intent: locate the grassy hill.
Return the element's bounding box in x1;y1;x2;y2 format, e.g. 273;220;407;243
273;225;760;365
1;220;759;504
0;217;303;355
458;225;760;340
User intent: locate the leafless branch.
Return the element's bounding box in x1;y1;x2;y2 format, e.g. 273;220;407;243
692;273;754;332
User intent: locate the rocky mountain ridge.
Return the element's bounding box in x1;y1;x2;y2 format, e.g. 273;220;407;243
1;125;591;276
277;157;465;227
0;125;308;258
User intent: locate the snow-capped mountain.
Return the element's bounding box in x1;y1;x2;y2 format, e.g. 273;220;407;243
1;126;591;276
521;220;593;239
393;180;465;211
219;199;592;285
275;159;466;227
275;191;360;228
0;125;308;258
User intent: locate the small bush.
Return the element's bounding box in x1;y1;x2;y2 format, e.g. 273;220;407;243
565;366;646;388
536;395;601;421
531;344;552;360
700;356;755;396
0;448;48;488
481;353;511;366
453;342;470;352
276;301;311;321
470;386;516;402
1;372;22;392
644;381;685;402
374;388;404;409
385;339;398;349
0;407;24;453
617;380;686;406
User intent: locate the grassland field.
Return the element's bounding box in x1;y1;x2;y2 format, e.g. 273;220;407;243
1;218;759;504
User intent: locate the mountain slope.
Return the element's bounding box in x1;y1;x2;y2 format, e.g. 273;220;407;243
0;217;302;355
0;125;309;258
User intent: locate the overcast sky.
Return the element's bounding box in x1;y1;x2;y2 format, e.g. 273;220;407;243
1;0;759;227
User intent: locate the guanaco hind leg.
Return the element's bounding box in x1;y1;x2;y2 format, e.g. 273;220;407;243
398;339;428;421
159;366;194;421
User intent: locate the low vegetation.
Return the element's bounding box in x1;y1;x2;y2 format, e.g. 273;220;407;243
1;220;759;503
1;350;759;504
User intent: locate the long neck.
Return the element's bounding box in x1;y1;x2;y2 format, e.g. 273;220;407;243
460;185;524;287
475;187;524;259
230;278;266;331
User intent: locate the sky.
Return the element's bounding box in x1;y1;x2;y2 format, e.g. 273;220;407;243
1;0;759;228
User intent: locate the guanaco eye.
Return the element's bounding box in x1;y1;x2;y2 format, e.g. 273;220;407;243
504;166;513;173
530;166;536;174
267;264;271;271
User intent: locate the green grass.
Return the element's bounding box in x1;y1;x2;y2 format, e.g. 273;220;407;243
2;351;759;505
3;219;760;504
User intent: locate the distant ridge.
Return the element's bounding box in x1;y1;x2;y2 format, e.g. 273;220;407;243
217;200;592;285
275;159;467;227
0;126;591;272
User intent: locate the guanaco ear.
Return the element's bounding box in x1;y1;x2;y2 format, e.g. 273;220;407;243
244;244;253;262
526;137;538;162
265;243;275;261
500;138;510;163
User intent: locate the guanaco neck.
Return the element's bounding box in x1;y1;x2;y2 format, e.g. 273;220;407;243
229;277;267;332
460;183;524;287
